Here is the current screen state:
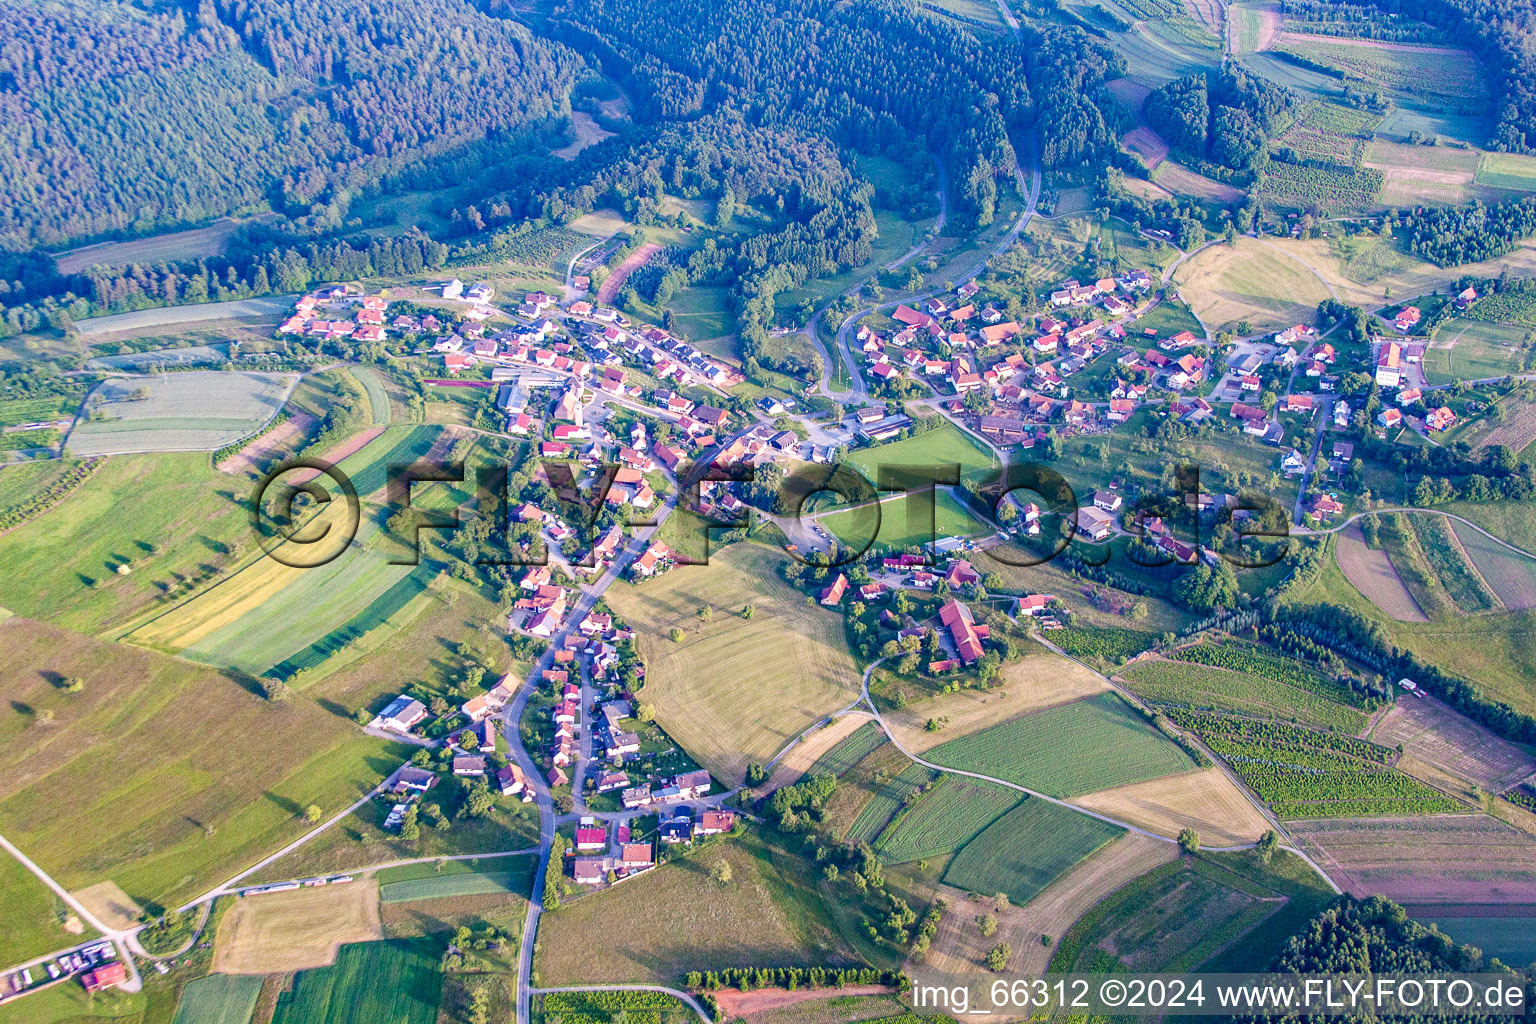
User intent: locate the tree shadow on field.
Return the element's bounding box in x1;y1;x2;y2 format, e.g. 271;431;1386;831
263;791;302;818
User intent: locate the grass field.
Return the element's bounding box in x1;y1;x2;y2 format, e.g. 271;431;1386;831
171;974;265;1024
74;297;294;339
1476;152;1536;192
943;798;1123;905
379;858;535;903
1448;519;1536;610
875;775;1020;864
0;848;89;966
820;489;986;551
795;720;886;783
215;881;384;975
271;938;441;1024
606;543;862;783
0;617;409;908
1175;237;1329;332
845;422;999;491
882;652;1110;752
534;831;854;985
67;372;294;456
1272;35;1485;107
1425;319;1530;384
924;693;1197;797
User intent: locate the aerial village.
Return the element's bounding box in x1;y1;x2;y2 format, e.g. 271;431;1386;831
257;252;1490;894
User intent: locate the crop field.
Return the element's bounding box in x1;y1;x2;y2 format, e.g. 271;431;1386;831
1476;152;1536;192
129;508;432;677
1404;911;1536;968
1290;815;1536;902
1074;768;1273;846
1160;708;1463;818
924;693;1196;798
1376;513;1461;619
1273;102;1377;169
330;423;444;498
0;847;88;966
1175;237;1329;332
68;372;295;456
1150;160;1245;202
378;859;536;903
884;653;1110;753
1272;35;1485;104
803;721;887;780
846;761;934;845
171;974;265;1024
270;938;441;1024
1333;522;1428;622
1362;140;1485;207
1425;319;1529;383
820;489;986;551
845;422;999;490
1404;514;1500;613
1119;657;1368;731
535;832;852;984
1258;160;1384;211
607;543;863;783
820;743;907;839
215;881;385;975
0;617;408;908
875;775;1020;864
1227;1;1278;54
1447;520;1536;610
74;296;294;338
1371;694;1536;792
943;798;1123;906
1048;857;1280;972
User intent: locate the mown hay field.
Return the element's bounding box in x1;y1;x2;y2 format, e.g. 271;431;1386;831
875;775;1020;864
924;693;1196;798
0;617;408;908
1174;237;1328;332
0;845;91;967
171;973;265;1024
942;798;1122;906
1476;151;1536;192
214;881;384;975
767;718;883;791
607;542;863;783
68;372;296;455
1073;769;1273;846
270;938;441;1024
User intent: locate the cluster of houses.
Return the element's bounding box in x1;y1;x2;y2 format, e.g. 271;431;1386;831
620;769;714;810
2;942;124;1002
278;288;393;344
1373;341;1455;434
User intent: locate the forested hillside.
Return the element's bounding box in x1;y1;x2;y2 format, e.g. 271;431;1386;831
0;0;580;250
